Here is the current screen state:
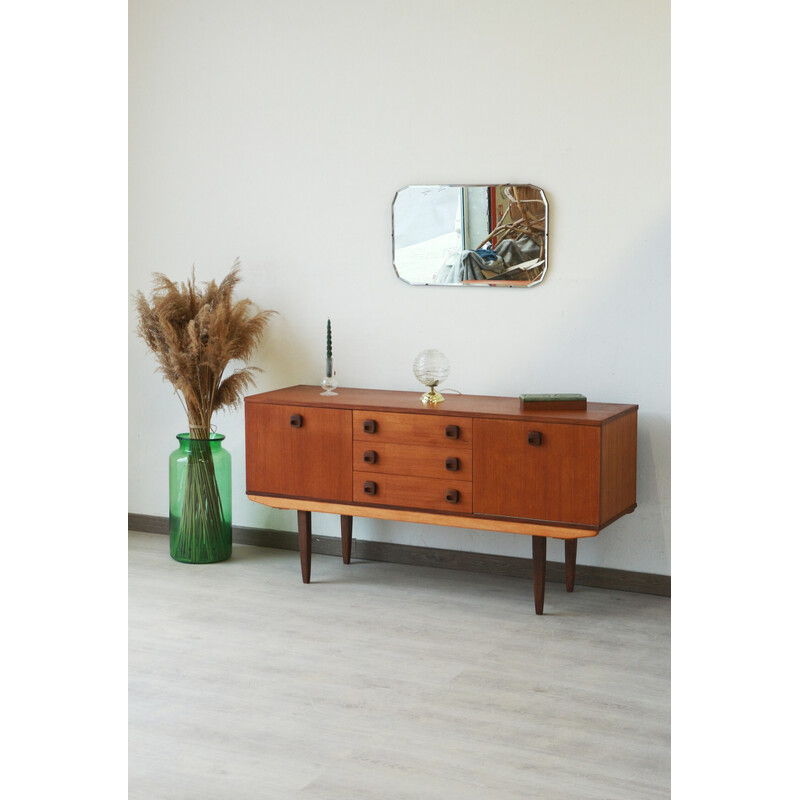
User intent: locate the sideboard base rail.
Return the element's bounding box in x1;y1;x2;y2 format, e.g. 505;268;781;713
246;494;602;540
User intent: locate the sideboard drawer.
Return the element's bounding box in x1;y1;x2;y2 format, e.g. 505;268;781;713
353;410;472;448
354;441;473;481
353;472;473;512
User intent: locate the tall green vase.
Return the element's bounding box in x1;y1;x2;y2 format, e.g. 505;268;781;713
169;433;232;563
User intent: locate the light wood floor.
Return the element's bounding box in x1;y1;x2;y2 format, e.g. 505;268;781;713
129;530;670;799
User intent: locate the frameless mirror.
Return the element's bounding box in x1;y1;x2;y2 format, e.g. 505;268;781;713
392;184;548;287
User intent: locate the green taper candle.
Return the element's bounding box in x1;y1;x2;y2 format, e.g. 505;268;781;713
326;319;332;377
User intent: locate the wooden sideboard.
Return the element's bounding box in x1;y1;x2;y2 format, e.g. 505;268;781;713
244;385;638;614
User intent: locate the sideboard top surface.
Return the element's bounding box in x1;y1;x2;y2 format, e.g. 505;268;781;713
245;385;637;426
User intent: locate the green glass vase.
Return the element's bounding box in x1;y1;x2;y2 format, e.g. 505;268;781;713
169;433;232;563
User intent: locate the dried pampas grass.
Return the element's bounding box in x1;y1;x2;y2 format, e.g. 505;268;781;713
135;259;275;438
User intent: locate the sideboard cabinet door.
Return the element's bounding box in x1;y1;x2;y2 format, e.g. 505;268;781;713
473;420;601;526
245;404;352;501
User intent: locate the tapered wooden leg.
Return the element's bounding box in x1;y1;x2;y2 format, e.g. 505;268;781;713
341;515;353;564
532;536;546;615
565;539;577;593
297;510;311;584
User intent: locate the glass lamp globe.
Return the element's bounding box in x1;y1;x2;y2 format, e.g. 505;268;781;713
413;349;450;406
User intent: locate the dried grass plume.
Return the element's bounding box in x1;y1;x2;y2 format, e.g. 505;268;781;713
135;259;275;438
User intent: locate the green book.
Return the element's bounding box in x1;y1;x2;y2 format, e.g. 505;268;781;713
519;393;587;410
520;394;586;402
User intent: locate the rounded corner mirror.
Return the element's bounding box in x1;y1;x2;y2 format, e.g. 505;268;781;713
392;184;548;287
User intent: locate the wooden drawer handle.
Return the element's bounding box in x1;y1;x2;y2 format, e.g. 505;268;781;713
363;450;378;465
363;419;377;434
363;480;377;496
528;431;543;446
445;457;459;471
445;425;460;439
290;414;303;428
446;489;460;503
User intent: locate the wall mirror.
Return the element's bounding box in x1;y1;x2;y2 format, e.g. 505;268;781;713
392;184;548;287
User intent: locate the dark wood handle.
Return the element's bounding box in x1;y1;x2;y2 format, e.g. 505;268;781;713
445;425;460;439
528;431;543;446
363;450;377;465
290;414;303;428
446;489;460;503
445;457;459;471
363;419;377;434
363;480;377;496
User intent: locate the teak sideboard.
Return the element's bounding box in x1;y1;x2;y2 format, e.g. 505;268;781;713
244;385;638;614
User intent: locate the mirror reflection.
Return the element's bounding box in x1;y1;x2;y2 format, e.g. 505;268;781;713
392;184;548;287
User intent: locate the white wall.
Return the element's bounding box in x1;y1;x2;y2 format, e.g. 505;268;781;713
129;0;670;575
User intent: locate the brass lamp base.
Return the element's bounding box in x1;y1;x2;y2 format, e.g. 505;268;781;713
420;386;445;406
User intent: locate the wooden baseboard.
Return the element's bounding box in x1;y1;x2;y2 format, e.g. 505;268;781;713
128;513;670;597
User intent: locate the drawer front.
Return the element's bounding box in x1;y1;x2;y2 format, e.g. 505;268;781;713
473;419;601;525
353;410;472;448
245;403;352;501
354;442;473;481
353;472;473;513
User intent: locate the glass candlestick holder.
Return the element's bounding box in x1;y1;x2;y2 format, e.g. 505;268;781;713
321;361;338;396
